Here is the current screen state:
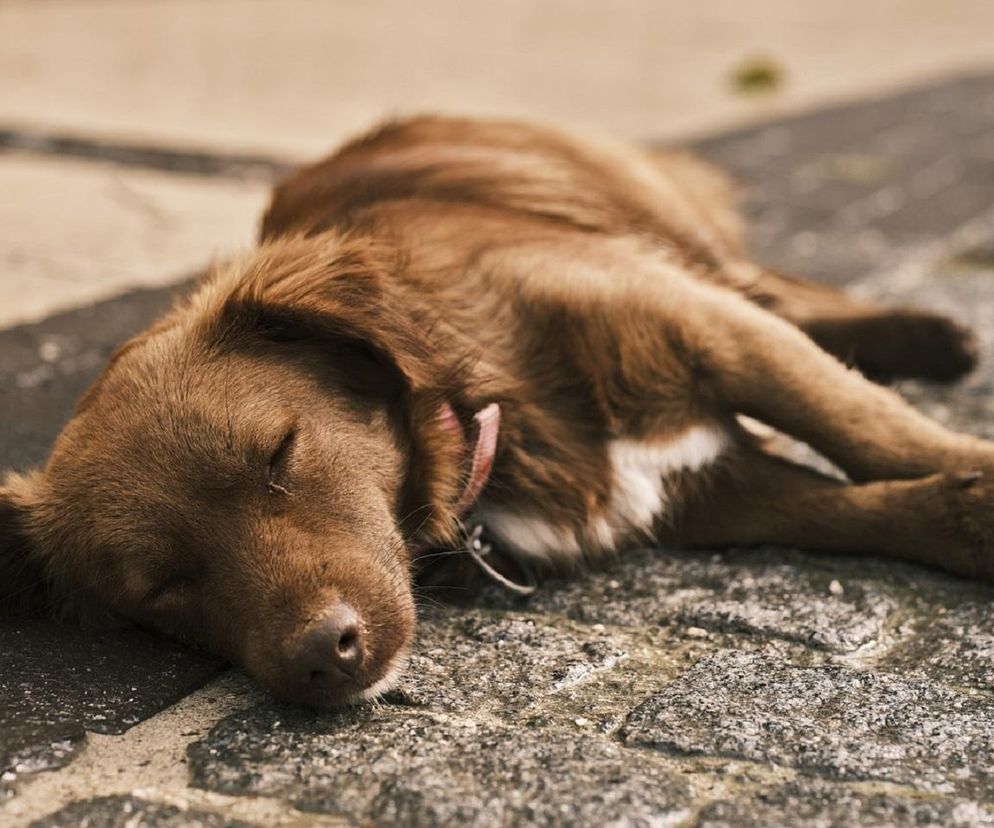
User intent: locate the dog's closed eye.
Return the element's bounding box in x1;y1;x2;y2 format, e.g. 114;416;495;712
267;428;296;495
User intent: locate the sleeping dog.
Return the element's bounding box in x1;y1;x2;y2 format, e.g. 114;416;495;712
2;116;991;708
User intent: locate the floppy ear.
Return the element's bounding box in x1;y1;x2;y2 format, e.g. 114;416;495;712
0;471;55;617
209;234;445;397
0;473;133;628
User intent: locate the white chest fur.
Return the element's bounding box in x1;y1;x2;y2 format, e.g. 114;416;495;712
478;424;728;565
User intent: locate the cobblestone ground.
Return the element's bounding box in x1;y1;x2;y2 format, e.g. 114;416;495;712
3;72;994;826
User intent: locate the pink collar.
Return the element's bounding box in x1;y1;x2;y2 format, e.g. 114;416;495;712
437;402;501;516
432;401;534;595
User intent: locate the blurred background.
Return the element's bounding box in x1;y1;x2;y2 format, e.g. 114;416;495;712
1;0;993;327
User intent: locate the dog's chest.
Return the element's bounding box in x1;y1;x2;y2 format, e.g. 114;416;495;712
476;424;728;566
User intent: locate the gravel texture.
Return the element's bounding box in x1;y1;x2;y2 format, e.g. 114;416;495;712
695;781;994;828
188;703;693;827
28;795;258;828
623;650;994;797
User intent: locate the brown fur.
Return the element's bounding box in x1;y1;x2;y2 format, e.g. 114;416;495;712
1;115;991;706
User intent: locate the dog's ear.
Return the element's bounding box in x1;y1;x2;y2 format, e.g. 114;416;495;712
208;235;442;397
0;473;132;628
0;471;55;617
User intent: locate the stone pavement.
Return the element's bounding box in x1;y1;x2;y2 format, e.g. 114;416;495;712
3;72;994;826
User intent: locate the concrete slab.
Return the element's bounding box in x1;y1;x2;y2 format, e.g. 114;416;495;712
1;0;993;157
0;155;266;328
0;674;324;827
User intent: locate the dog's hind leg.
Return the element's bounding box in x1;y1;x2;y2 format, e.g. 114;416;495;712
661;441;994;582
623;276;994;482
743;268;978;383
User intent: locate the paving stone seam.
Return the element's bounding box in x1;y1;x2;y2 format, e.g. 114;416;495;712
0;125;296;183
0;674;342;827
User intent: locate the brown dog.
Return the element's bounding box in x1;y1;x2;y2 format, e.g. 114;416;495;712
2;116;992;707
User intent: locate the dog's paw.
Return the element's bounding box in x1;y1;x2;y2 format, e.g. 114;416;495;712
856;310;979;383
938;470;994;582
893;311;979;382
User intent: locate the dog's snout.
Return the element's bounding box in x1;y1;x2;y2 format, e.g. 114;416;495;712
289;603;364;693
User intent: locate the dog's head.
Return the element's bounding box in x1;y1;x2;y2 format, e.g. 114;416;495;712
0;234;469;707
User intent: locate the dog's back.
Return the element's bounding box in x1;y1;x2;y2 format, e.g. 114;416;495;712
262;115;746;273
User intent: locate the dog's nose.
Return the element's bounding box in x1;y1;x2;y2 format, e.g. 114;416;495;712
289;603;364;692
